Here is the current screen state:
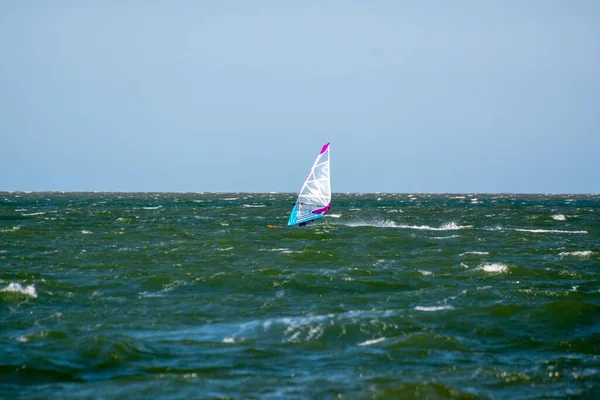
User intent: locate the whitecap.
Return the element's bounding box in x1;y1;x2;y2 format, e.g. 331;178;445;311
215;247;234;251
479;263;508;273
419;270;433;276
1;283;38;298
22;212;46;216
414;305;454;312
559;250;592;258
515;228;587;234
243;204;266;208
80;230;93;235
460;251;489;256
327;214;342;218
142;206;162;210
552;214;566;221
222;337;236;343
358;337;386;346
345;220;471;231
260;247;297;254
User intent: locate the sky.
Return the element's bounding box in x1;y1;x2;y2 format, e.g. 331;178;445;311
1;1;599;193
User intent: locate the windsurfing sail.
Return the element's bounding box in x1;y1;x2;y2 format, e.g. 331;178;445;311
287;143;331;227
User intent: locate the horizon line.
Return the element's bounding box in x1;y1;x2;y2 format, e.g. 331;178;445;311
1;190;598;196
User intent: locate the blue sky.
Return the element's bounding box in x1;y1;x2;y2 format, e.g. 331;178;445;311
1;1;598;193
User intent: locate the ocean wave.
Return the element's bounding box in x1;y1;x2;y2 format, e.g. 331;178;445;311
552;214;566;221
358;337;386;346
460;251;490;256
346;220;472;231
515;228;587;234
559;250;592;258
131;309;399;344
0;226;21;232
414;305;454;312
478;263;509;273
432;235;460;239
1;282;37;298
487;226;588;234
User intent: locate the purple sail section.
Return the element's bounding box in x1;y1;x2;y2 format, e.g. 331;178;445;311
312;203;331;215
319;143;330;155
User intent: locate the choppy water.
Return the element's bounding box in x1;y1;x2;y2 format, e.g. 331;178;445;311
1;192;599;399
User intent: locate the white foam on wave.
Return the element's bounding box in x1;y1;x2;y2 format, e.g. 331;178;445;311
215;246;234;251
479;263;509;273
259;247;304;254
460;251;489;256
22;211;46;216
0;226;21;232
80;230;93;235
515;228;587;234
419;270;433;276
327;214;341;218
133;308;404;345
552;214;566;221
414;305;454;312
346;220;471;231
1;282;37;298
559;250;592;258
243;204;266;208
142;206;162;210
358;337;386;346
432;235;460;239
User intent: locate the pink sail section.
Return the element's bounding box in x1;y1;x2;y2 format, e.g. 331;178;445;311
312;203;331;215
320;143;330;155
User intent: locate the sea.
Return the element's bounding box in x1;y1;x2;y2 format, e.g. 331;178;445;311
1;192;599;399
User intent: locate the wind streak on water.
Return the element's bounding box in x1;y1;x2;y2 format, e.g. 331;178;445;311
1;192;599;399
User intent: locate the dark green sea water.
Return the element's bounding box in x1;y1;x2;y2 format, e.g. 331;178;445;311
1;192;599;399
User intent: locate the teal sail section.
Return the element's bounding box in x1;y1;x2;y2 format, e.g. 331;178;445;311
287;202;327;226
287;143;332;227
